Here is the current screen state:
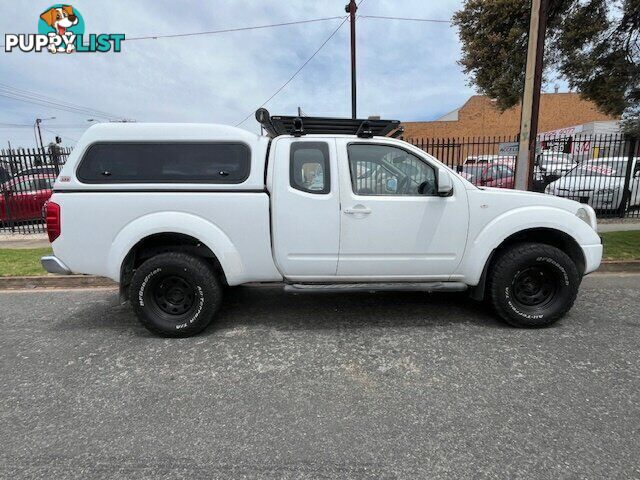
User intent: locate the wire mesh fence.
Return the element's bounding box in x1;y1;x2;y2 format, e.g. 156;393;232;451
1;145;70;234
405;133;640;218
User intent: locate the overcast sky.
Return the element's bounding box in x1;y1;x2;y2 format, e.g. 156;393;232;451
0;0;474;148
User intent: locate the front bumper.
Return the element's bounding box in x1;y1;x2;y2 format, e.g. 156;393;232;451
582;244;603;274
41;255;72;275
551;190;623;210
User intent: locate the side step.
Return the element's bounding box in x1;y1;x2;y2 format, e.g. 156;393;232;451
283;282;468;293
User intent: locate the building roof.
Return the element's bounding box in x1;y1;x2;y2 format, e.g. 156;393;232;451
403;93;617;139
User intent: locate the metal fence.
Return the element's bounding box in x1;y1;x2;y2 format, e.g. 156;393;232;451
1;133;639;235
1;146;70;234
406;133;640;218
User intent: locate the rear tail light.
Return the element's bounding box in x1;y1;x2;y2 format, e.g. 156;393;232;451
45;201;61;243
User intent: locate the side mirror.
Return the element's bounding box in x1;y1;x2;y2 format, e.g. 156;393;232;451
437;168;453;196
455;165;463;173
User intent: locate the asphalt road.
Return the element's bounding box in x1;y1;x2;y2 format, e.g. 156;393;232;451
1;274;639;479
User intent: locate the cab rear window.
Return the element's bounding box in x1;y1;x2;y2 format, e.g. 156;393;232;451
77;142;250;183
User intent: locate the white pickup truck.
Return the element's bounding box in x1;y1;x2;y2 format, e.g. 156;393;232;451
41;111;602;337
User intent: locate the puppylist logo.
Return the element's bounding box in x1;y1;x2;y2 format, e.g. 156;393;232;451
5;4;125;54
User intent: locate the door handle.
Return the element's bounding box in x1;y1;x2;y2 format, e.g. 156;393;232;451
344;206;371;215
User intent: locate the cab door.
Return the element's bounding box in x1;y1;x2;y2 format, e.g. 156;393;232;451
270;137;340;279
336;140;469;280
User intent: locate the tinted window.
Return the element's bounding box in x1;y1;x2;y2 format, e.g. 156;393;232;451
77;143;250;183
290;142;330;194
348;144;436;196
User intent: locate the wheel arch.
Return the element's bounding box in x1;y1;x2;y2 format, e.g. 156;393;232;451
468;227;586;301
107;211;246;290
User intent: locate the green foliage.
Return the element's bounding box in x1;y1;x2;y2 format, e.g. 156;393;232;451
453;0;639;125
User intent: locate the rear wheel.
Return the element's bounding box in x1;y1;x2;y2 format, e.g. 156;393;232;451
129;252;222;337
487;242;580;328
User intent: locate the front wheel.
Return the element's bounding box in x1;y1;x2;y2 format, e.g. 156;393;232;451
487;242;580;328
129;252;222;337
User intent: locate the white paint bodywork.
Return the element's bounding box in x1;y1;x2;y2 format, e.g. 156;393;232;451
49;123;602;286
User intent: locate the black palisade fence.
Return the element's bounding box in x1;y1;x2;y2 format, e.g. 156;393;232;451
0;145;71;234
404;133;640;219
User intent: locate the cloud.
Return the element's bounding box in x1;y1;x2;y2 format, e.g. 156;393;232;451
0;0;472;148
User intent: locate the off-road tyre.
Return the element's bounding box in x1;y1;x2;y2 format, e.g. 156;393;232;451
487;242;580;328
129;252;222;337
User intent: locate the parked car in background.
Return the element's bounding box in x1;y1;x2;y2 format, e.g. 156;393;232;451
13;165;60;178
532;151;576;191
545;156;640;212
458;163;515;189
0;175;56;224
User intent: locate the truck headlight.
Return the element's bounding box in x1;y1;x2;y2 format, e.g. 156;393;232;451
576;206;596;230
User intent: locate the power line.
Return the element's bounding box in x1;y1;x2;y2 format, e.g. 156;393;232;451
41;126;78;143
0;82;118;116
125;16;347;41
0;84;122;120
0;92;118;120
0;14;449;47
0;124;90;129
235;0;368;127
234;18;350;126
359;15;451;24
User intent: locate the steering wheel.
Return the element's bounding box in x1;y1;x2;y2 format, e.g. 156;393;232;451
397;175;410;194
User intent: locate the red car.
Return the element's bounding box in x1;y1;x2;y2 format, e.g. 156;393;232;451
458;163;515;189
0;175;56;223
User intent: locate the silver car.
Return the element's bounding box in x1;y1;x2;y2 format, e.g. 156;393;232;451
546;157;640;211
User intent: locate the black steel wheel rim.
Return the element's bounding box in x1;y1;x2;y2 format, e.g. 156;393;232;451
512;266;559;308
148;274;197;319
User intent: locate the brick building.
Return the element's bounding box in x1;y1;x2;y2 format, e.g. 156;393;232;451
402;92;617;140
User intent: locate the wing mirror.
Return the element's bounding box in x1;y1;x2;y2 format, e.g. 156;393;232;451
455;165;463;173
437;167;453;196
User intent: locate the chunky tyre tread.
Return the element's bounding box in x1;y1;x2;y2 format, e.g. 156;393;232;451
129;252;222;337
487;242;580;328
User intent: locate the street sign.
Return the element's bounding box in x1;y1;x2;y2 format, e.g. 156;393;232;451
498;142;519;155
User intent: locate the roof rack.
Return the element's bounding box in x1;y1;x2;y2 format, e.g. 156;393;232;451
255;108;402;138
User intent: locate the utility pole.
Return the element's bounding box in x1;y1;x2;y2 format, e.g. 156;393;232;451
345;0;357;119
34;116;55;150
35;119;44;150
515;0;549;191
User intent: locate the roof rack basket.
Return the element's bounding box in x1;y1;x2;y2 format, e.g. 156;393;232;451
255;108;402;138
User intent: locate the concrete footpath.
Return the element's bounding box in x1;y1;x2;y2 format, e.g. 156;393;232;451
0;233;49;249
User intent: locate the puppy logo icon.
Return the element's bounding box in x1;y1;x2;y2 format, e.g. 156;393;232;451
40;5;79;36
38;4;83;53
3;4;124;54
